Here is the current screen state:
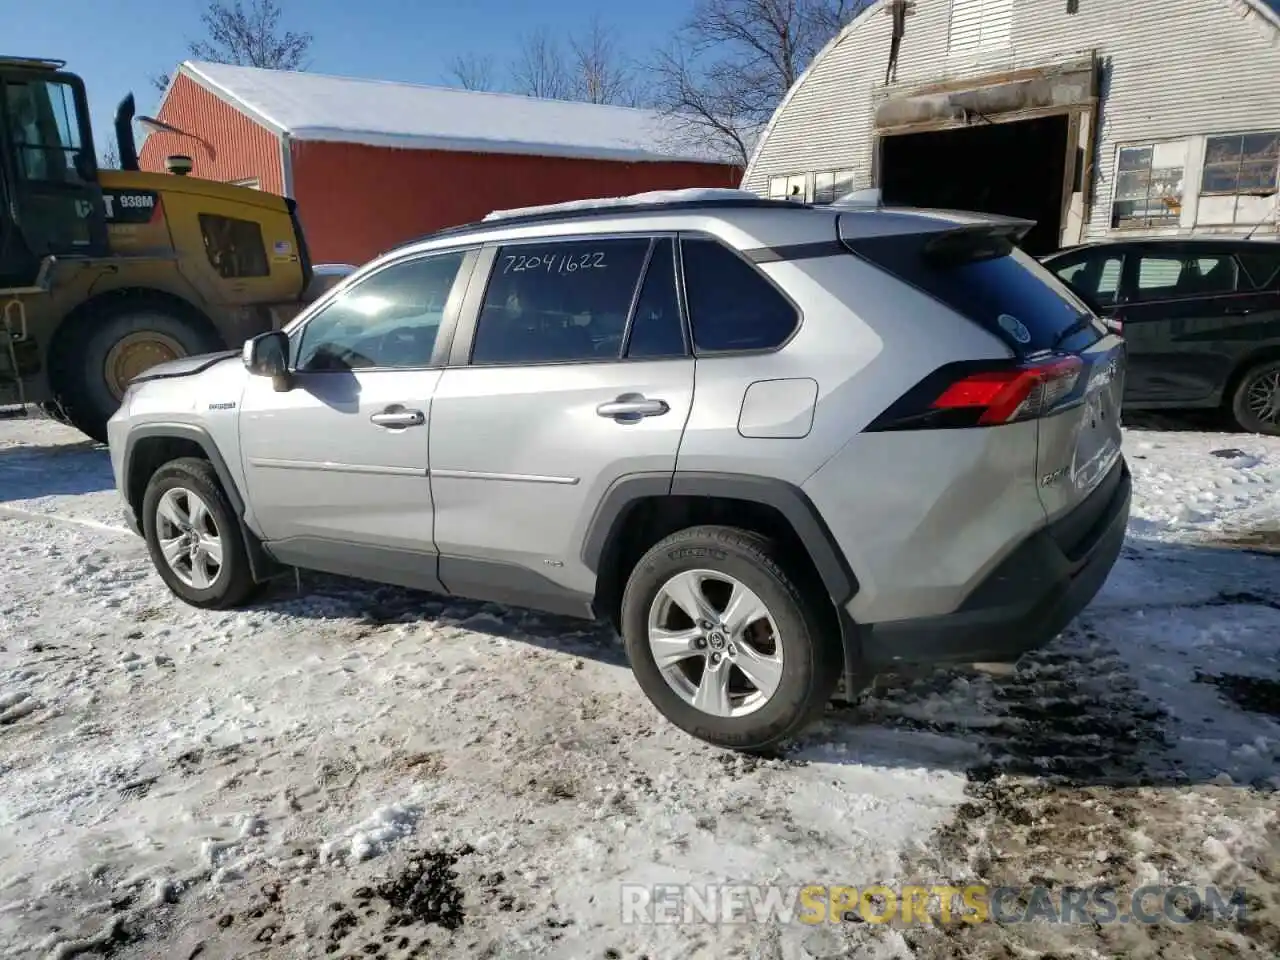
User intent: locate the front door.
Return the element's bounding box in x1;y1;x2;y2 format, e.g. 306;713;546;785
428;235;695;613
238;247;476;588
0;69;107;264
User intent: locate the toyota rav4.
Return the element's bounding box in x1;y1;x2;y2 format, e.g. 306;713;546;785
107;189;1131;751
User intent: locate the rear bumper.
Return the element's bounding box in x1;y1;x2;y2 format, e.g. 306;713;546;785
859;457;1131;668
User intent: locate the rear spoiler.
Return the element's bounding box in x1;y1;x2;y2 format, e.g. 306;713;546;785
920;220;1034;266
839;214;1035;267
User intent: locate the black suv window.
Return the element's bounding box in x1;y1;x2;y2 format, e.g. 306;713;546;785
625;239;685;359
1133;251;1239;303
294;251;467;371
680;237;799;352
472;238;651;365
1239;249;1280;290
1052;251;1123;307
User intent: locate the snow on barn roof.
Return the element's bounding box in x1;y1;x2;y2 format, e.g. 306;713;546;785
179;61;738;166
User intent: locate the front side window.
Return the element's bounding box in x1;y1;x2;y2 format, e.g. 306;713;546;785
1133;252;1239;303
294;251;467;371
680;237;799;352
471;238;651;365
3;79;86;183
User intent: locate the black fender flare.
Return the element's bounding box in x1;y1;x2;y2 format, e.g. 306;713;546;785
122;423;275;583
580;471;864;692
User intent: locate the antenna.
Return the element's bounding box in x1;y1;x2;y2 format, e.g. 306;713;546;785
1245;206;1277;240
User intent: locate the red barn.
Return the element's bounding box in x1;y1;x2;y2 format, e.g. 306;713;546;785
140;61;742;265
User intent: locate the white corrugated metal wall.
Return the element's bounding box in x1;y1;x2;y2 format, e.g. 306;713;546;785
744;0;1280;241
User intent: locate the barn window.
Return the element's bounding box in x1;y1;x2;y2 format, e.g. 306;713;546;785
1110;141;1185;229
948;0;1013;53
812;169;857;204
1201;132;1279;196
198;214;270;278
768;174;809;202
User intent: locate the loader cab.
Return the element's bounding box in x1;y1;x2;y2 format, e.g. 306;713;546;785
0;56;108;288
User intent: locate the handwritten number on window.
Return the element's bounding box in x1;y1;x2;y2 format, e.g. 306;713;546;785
502;252;608;275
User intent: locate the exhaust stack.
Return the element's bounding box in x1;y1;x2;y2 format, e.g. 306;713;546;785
114;93;139;170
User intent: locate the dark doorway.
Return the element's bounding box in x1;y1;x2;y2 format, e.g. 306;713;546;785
878;114;1070;256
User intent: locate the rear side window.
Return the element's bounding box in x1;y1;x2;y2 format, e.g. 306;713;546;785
626;239;685;359
845;227;1100;355
472;238;650;365
680;237;799;352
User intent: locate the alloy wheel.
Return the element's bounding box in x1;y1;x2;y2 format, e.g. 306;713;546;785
155;487;224;589
646;569;784;718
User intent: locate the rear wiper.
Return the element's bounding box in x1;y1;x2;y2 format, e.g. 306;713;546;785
1051;313;1097;349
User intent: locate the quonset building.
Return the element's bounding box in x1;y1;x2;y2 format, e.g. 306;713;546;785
742;0;1280;254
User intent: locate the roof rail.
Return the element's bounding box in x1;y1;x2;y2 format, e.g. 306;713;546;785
0;55;67;71
392;195;816;254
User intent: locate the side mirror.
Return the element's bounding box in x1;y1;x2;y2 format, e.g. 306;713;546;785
242;330;292;392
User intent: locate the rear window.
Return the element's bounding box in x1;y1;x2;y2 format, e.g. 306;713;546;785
844;226;1103;355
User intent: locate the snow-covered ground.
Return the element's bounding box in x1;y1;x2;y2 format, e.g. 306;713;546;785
0;415;1277;959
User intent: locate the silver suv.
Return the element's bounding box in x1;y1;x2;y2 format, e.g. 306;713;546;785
107;190;1131;751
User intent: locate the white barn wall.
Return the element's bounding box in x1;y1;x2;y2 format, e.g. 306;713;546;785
744;0;1280;240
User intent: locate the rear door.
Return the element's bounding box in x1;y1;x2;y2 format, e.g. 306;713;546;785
427;233;695;610
1114;244;1248;405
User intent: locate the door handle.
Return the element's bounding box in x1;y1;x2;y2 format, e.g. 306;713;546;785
596;394;670;422
370;406;425;428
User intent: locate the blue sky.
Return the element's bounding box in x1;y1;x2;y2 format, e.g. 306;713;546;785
6;0;692;157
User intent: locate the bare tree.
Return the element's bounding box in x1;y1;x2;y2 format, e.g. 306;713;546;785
447;52;497;91
569;16;639;106
152;0;313;92
650;0;866;166
100;138;120;168
509;28;571;100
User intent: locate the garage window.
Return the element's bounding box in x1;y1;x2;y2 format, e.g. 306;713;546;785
198;214;270;278
1111;142;1185;229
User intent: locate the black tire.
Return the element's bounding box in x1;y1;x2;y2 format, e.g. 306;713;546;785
1231;359;1280;437
54;301;223;443
141;457;258;610
620;525;842;752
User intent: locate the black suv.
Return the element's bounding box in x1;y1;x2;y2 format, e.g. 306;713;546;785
1043;237;1280;435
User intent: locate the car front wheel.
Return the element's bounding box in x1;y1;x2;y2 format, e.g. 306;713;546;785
620;525;841;751
142;457;257;609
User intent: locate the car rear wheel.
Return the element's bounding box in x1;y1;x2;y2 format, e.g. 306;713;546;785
620;525;841;751
1230;359;1280;437
142;457;257;609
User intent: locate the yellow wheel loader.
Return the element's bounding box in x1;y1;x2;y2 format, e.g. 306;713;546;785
0;56;337;442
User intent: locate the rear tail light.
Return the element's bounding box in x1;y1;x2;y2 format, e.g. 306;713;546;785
866;355;1084;431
